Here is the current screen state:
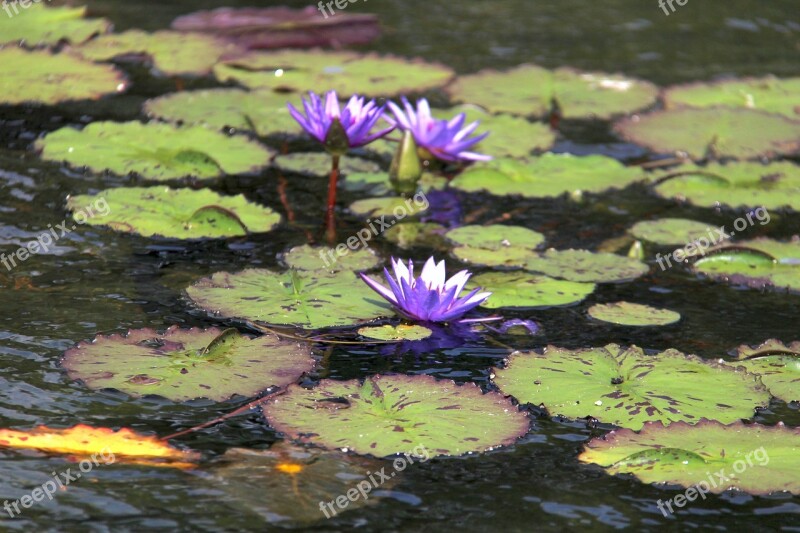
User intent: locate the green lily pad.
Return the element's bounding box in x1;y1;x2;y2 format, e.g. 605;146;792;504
664;77;800;119
0;4;110;46
492;344;769;430
727;339;800;403
450;154;646;199
629;218;717;247
144;88;304;137
468;272;595;309
76;30;240;76
384;222;448;250
357;324;433;341
281;244;381;273
0;48;126;105
187;269;392;329
446;225;545;268
37;121;273;181
61;326;313;402
614;108;800;160
692;238;800;293
342;171;446;196
274;152;380;176
587;302;681;327
446;64;658;119
523;249;649;283
213;50;454;97
66;187;280;239
652;161;800;211
348;196;430;219
579;420;800;495
262;374;529;458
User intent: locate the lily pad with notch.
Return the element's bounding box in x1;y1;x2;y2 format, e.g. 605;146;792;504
725;339;800;403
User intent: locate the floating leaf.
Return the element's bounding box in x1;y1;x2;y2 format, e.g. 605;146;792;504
37;121;273;181
0;425;199;469
358;324;433;342
274;152;380;176
0;48;126;105
615;108;800;160
579;420;800;495
587;302;680;327
66;187;280;239
664;77;800;119
0;4;110;46
451;154;646;198
144;89;304;137
468;272;595;308
61;326;313;402
187;269;392;329
348;196;429;219
727;339;800;403
384;222;448;250
523;249;649;283
75;30;241;76
263;374;529;457
214;50;454;97
629;218;717;247
446;64;658;119
446;225;545;268
282;244;382;273
652;161;800;211
492;344;768;430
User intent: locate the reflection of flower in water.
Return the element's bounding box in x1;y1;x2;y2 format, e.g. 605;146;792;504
378;322;480;358
420;189;462;228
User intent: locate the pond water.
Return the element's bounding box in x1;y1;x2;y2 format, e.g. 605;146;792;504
1;0;799;531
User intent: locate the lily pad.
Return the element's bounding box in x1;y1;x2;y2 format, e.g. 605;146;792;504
0;4;110;46
66;187;280;239
61;326;313;402
446;224;545;268
144;89;304;137
357;324;433;342
282;244;382;273
37;121;273;181
587;302;681;327
579;420;800;495
492;344;769;430
523;249;649;283
274;152;380;176
262;374;529;457
629;218;717;247
348;196;430;219
450;154;646;199
187;269;392;329
614;108;800;160
76;30;241;76
727;339;800;403
214;50;454;97
384;222;448;250
0;48;126;105
446;64;658;119
468;272;595;309
664;77;800;119
652;161;800;211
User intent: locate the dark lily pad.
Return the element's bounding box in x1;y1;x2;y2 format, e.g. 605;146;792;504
37;121;273;181
665;76;800;119
262;374;529;457
281;244;382;273
523;249;650;283
492;344;768;430
450;154;646;199
144;89;305;137
274;152;380;176
446;225;545;268
66;187;280;239
587;302;680;327
652;161;800;211
468;272;596;309
446;64;658;119
357;324;433;342
629;218;717;247
615;108;800;160
580;420;800;495
0;4;110;46
0;48;126;105
61;326;313;402
76;30;241;76
187;269;392;329
727;339;800;403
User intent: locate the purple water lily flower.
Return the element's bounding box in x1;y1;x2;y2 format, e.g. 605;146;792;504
359;257;493;323
287;90;394;150
385;97;491;162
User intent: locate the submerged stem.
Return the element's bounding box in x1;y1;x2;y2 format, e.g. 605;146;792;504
325;155;340;245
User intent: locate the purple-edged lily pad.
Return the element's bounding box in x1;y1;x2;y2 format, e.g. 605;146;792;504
726;339;800;403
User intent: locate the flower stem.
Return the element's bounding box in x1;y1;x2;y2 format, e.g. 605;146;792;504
325;155;340;244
